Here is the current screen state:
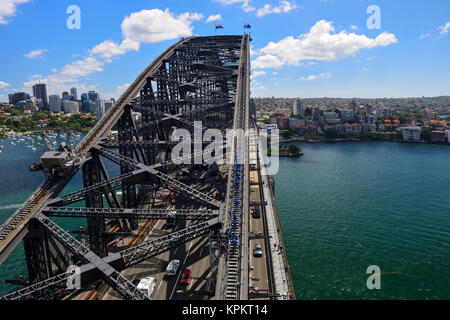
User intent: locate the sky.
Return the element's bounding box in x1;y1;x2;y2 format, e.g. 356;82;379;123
0;0;449;101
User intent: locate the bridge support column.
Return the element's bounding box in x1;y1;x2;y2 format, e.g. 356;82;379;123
82;151;108;257
23;219;53;283
118;106;139;230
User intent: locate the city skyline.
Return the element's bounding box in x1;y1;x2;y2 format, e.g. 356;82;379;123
0;0;449;101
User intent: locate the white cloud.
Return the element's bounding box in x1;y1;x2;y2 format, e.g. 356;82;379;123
419;33;431;40
300;72;332;81
21;8;202;96
206;14;222;23
253;20;397;68
251;71;266;79
215;0;255;13
121;9;203;44
350;25;358;30
91;39;138;59
257;1;298;18
0;81;10;89
24;48;48;59
0;0;30;24
252;84;267;91
102;83;131;100
439;22;450;36
252;54;284;69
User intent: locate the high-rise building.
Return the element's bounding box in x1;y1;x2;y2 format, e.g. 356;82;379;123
81;93;88;101
62;100;79;114
8;92;30;106
62;92;69;100
293;99;304;117
95;100;105;121
70;87;78;100
350;99;358;113
104;100;114;114
88;91;99;101
32;83;48;108
49;95;61;113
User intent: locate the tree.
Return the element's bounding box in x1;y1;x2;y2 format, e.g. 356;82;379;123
288;145;301;155
325;128;338;139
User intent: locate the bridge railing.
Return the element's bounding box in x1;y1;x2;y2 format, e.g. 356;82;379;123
0;180;50;240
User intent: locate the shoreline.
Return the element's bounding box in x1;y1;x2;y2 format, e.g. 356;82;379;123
280;136;450;146
279;152;304;157
0;128;90;138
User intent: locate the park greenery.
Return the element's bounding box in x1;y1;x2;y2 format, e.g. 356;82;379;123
0;109;96;133
279;144;302;157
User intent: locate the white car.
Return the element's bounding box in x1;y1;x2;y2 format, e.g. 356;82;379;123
165;260;181;276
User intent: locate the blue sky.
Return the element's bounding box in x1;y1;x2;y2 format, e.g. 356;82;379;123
0;0;449;101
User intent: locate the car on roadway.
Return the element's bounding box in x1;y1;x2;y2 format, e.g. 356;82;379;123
253;244;263;258
180;269;192;286
252;207;261;219
136;277;156;299
165;259;181;276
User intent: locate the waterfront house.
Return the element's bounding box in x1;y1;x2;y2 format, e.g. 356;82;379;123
430;131;446;143
402;126;421;142
352;123;361;134
344;123;352;134
335;123;345;134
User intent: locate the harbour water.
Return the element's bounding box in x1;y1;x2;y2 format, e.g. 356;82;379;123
0;132;87;295
275;141;450;299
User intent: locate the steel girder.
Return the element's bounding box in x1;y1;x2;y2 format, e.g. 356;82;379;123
35;214;148;300
121;218;220;267
148;168;221;208
98;139;211;149
95;147;224;208
46;170;148;207
95;145;141;171
1;217;220;300
42;207;219;220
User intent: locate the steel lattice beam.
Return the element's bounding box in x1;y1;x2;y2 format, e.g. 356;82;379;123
1;217;220;300
42;207;219;220
47;170;147;207
35;214;148;300
148;168;221;208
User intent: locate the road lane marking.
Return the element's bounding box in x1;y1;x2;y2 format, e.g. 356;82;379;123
157;279;163;291
170;240;194;300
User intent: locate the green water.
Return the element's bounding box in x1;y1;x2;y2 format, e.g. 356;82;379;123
275;141;450;300
0;134;91;295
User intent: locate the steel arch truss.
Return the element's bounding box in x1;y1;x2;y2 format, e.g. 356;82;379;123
0;35;247;300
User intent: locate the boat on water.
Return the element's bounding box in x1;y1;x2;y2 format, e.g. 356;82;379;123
307;139;321;143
